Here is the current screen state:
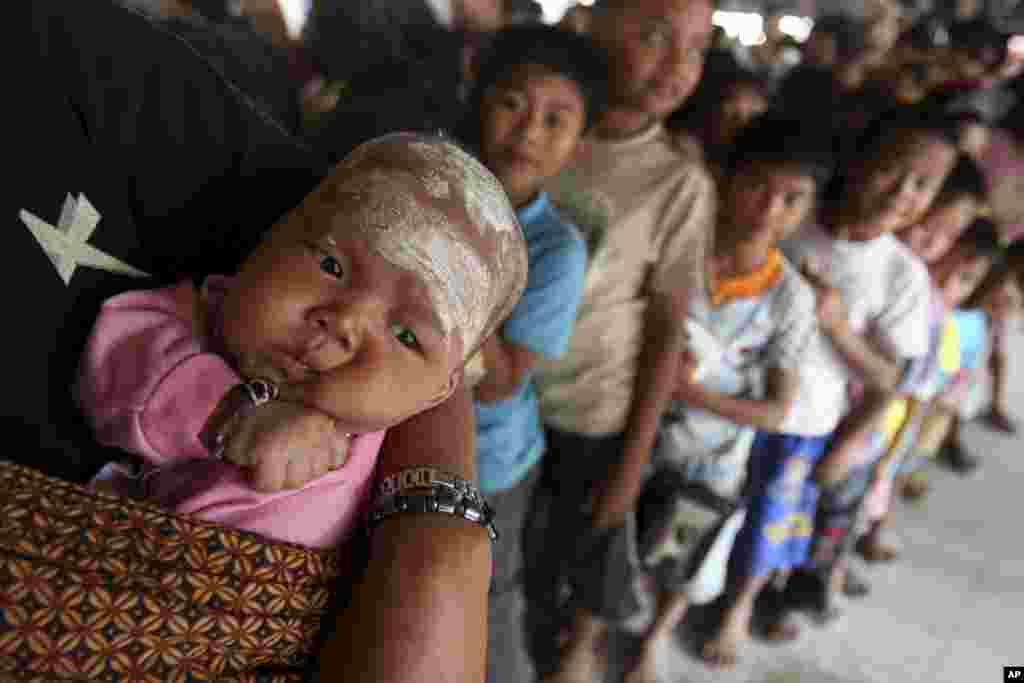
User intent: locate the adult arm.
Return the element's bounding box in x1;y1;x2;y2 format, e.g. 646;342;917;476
315;381;492;683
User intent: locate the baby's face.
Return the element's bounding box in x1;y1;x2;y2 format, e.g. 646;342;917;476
220;136;525;433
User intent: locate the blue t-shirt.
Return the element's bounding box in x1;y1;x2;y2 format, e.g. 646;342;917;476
474;193;587;494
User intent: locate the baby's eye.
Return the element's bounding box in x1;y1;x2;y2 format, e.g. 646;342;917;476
391;322;420;350
319;255;344;279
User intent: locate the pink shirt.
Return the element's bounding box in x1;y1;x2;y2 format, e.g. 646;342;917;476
77;277;385;549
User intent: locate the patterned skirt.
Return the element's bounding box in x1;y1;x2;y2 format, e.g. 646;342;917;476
0;461;341;683
730;432;830;578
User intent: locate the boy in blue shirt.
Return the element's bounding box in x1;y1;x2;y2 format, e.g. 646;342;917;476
455;25;609;683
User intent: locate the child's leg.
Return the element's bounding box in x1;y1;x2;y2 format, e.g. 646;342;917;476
985;348;1017;433
543;608;607;683
857;516;898;563
939;415;980;474
702;573;770;668
626;591;690;683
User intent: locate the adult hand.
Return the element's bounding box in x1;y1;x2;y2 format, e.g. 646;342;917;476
223;400;351;492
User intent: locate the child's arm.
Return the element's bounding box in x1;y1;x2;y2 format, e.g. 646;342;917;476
474;334;542;404
802;263;905;391
592;289;689;530
474;228;587;405
674;365;798;431
815;390;892;486
76;281;241;465
822;321;905;391
590;164;715;531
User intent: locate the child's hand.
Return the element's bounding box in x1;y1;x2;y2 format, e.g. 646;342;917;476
801;259;847;334
814;453;850;488
223;401;351;492
673;350;701;401
680;350;699;383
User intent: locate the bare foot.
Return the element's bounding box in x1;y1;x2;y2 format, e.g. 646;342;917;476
856;536;899;563
625;638;670;683
762;613;800;643
542;641;605;683
985;409;1018;435
701;624;744;670
897;473;930;501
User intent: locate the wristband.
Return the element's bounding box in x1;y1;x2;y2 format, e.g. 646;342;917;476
198;378;280;458
370;468;498;541
377;467;480;500
368;486;498;541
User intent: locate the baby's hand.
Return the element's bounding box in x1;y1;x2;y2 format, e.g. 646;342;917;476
223;401;351;492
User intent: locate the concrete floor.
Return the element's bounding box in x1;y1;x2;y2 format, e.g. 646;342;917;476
602;333;1024;683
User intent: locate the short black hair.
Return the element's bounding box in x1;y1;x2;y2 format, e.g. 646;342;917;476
948;19;1009;67
812;14;867;59
726;113;835;191
824;104;960;208
955;217;1004;263
666;59;769;141
458;25;610;147
854;104;962;160
936;155;988;205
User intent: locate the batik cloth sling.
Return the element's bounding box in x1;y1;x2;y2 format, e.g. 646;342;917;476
0;461;340;683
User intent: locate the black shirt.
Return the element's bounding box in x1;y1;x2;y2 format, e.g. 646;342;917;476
9;0;324;482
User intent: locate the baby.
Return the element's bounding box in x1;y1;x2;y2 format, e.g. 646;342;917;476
76;133;528;549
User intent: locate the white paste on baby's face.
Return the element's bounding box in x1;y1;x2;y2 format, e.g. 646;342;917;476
408;142;517;239
330;170;492;354
315;134;528;357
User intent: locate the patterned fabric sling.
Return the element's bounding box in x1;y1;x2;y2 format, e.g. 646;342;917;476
0;461;340;683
